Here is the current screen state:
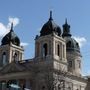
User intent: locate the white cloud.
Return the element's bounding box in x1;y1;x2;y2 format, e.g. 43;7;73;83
82;70;90;76
8;17;20;28
0;17;20;37
20;42;29;47
0;23;9;37
0;17;28;47
73;36;87;48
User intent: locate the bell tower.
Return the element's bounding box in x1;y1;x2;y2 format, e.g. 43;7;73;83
35;11;67;72
62;19;82;76
0;23;24;67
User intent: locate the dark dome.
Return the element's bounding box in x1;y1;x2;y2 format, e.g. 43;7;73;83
1;24;20;46
65;37;80;52
40;11;61;36
62;19;80;52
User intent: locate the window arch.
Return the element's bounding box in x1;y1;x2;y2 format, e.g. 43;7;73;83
57;44;60;56
43;43;48;57
77;60;81;68
2;52;7;66
66;41;71;47
14;53;18;61
76;43;79;48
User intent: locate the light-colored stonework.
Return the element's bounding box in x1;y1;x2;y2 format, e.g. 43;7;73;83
0;13;89;90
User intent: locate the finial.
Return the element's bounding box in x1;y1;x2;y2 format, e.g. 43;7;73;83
65;18;67;24
49;10;53;20
11;23;14;31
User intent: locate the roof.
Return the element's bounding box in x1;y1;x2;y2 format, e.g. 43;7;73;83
1;23;20;46
40;11;61;36
62;20;80;53
0;60;34;74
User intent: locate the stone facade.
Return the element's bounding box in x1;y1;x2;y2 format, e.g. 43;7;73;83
0;12;89;90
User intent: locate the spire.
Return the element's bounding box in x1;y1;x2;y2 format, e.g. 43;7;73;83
65;18;67;24
49;10;53;20
10;23;14;31
62;19;71;37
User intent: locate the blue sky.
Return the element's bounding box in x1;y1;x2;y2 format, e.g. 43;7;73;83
0;0;90;75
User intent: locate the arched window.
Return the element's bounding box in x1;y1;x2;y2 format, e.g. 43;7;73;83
43;43;48;57
66;41;71;47
62;45;65;58
14;53;17;61
57;44;60;56
2;52;7;66
79;62;81;68
77;60;81;68
76;43;79;48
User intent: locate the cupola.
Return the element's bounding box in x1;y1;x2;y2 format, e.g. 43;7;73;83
62;19;80;52
40;11;61;36
65;37;80;52
1;23;20;46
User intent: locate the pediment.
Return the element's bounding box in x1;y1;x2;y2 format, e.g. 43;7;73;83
0;62;27;74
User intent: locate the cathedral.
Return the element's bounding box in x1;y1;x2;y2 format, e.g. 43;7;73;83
0;11;89;90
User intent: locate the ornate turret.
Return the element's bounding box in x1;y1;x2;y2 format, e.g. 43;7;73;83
62;19;81;76
62;19;71;37
62;19;80;52
0;23;24;67
35;12;67;73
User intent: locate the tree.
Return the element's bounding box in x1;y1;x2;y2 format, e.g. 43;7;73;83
42;66;67;90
